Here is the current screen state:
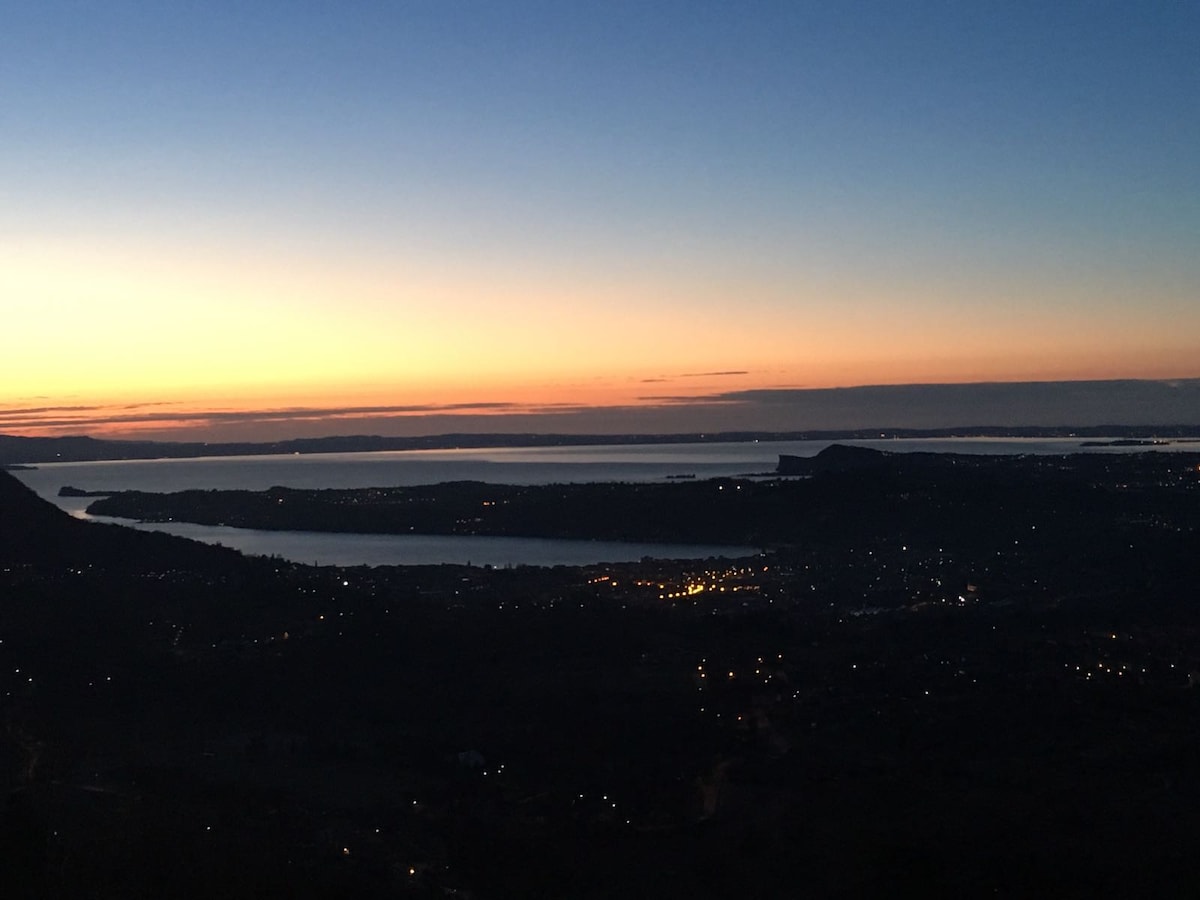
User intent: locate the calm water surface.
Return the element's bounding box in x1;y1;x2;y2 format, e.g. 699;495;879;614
84;516;756;568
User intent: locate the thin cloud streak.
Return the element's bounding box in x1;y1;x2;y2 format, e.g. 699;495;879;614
1;400;564;435
638;370;750;386
5;379;1199;441
0;405;106;418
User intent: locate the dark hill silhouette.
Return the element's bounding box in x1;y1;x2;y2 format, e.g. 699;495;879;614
0;469;80;556
777;443;892;475
0;470;242;572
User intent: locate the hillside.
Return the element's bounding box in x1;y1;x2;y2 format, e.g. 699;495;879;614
0;470;243;572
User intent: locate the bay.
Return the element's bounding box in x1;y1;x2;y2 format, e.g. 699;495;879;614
12;437;1189;567
85;516;755;568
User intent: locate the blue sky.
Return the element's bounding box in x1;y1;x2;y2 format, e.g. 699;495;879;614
2;1;1198;438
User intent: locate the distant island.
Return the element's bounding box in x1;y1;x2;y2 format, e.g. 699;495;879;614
58;485;112;498
4;424;1200;465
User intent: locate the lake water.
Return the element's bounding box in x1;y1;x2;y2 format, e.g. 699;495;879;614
12;437;1191;567
81;516;755;568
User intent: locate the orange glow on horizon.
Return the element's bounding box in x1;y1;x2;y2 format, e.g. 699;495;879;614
5;352;1200;442
5;233;1198;441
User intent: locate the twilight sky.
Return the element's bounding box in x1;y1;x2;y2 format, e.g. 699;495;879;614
3;1;1198;439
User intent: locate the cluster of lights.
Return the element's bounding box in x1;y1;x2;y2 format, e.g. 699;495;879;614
695;654;783;689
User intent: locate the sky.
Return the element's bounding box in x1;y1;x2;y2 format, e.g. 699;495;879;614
3;1;1198;440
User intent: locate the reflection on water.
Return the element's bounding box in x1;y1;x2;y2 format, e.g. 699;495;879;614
88;517;757;568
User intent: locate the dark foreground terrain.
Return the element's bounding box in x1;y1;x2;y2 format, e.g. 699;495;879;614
3;450;1200;897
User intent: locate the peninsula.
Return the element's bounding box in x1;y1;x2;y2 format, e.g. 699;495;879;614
83;445;1200;552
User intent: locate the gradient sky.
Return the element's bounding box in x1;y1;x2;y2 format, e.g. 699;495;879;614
3;1;1198;439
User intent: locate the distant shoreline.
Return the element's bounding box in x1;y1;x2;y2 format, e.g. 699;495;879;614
5;425;1200;466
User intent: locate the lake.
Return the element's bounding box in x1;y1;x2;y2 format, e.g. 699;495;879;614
12;437;1188;567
